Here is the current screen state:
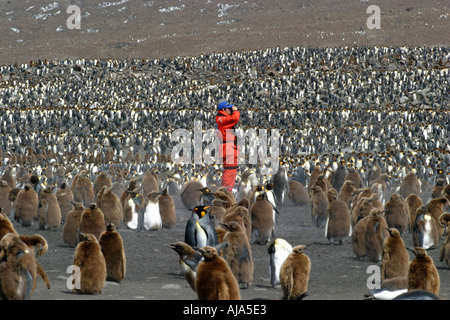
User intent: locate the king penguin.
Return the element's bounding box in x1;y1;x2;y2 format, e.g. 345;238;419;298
185;206;219;248
279;244;311;300
268;238;293;287
139;191;162;231
407;247;440;296
381;228;409;281
221;221;254;289
196;245;241;300
98;222;126;283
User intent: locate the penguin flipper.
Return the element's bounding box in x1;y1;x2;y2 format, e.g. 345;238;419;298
137;208;145;232
36;261;50;289
185;216;198;247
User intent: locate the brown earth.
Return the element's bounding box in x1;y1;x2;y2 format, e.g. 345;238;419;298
1;0;449;66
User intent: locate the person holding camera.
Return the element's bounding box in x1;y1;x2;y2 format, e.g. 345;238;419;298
216;99;240;193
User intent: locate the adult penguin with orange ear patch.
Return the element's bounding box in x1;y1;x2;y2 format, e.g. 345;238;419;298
279;245;310;300
73;232;106;294
196;246;241;300
185;206;218;248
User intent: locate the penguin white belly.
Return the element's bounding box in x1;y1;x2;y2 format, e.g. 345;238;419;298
127;199;138;230
195;221;207;248
143;202;162;231
422;217;433;249
373;289;408;300
270;245;292;286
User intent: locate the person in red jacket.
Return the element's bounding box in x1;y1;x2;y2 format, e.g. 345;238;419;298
216;99;240;193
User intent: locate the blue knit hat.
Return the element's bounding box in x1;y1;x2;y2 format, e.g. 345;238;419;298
217;99;233;110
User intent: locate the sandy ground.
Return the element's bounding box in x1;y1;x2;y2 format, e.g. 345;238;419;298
13;188;449;301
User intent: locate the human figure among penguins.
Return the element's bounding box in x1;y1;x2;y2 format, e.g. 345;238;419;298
216;99;240;193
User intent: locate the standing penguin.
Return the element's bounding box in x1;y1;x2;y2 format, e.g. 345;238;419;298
250;192;275;244
310;186;329;228
78;203;106;240
179;180;204;210
399;171;421;199
97;186;123;228
185;206;219;248
268;238;293;287
139;191;162;231
221;221;254;289
0;233;37;300
98;223;126;283
384;193;409;236
272;165;289;206
288;180;310;206
196;246;241;300
198;187;215;206
365;208;389;262
407;247;440;296
412;213;439;250
279;245;311;300
157;187;176;229
0;180;12;217
62;202;84;247
72;232;106;294
13;184;38;227
71;170;95;206
169;241;203;292
125;190;142;231
439;223;450;268
55;182;74;222
325;190;351;245
381;228;409;281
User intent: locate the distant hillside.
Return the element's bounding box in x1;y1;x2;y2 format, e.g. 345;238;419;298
1;0;449;65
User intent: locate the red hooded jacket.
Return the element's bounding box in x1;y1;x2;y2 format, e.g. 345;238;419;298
216;110;240;167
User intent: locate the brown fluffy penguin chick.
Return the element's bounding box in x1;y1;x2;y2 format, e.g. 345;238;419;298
310;186;329;228
158;187;176;229
97;186;123;228
325;191;351;245
407;247;440;296
71;170;95;206
399;172;421;199
405;194;423;232
381;228;409;281
196;246;240;300
13;184;38;227
179;180;204;210
63;202;84;247
38;188;62;230
73;232;106;294
0;209;18;239
93;172;112;198
0;233;37;300
288;180;310;205
427;197;449;237
169;241;203;292
279;245;310;300
55;182;74;222
79;203;106;240
250;192;275;244
384;193;409;236
364;209;389;262
338;180;356;207
221;221;254;289
352;215;370;260
99;223;126;283
431;178;446;199
17;234;50;290
0;180;12;216
439;224;450;268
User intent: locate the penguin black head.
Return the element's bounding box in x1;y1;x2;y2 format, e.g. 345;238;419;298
265;182;274;190
190;206;211;218
106;222;116;231
77;231;97;243
407;247;428;259
89;203;97;210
